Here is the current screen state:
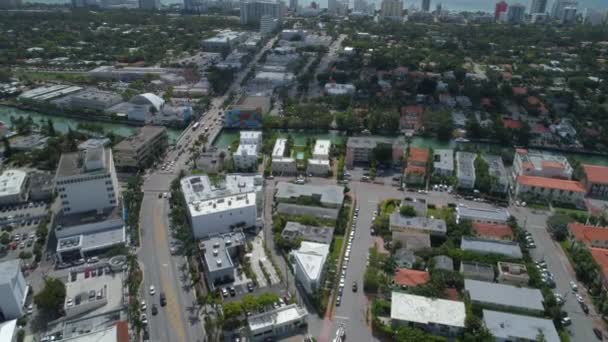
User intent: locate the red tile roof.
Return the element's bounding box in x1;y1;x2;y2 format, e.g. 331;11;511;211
591;248;608;281
408;147;429;163
532;124;550;134
517;175;586;193
472;222;514;240
541;160;565;170
393;268;430;287
406;165;427;175
401;105;423;115
503;119;523;129
527;96;541;106
583;164;608;185
444;288;461;301
569;223;608;245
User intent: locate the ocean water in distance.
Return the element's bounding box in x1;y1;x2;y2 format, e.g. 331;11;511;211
24;0;608;11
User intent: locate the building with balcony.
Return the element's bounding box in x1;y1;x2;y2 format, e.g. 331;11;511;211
113;126;168;170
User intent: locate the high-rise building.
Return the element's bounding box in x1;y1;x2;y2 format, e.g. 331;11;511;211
139;0;159;9
530;0;546;14
551;0;577;19
562;6;577;23
421;0;430;12
289;0;297;10
0;260;27;320
240;0;284;25
380;0;403;20
495;1;508;19
584;8;607;26
328;0;347;15
0;0;21;8
507;3;526;23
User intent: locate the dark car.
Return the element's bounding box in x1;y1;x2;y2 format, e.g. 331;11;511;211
151;304;158;315
247;282;254;292
582;302;590;314
229;286;236;296
160;292;167;306
594;328;603;340
352;281;357;292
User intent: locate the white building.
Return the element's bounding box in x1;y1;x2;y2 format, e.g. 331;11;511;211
292;241;329;294
55;148;119;215
483;310;560;342
0;260;27;320
324;83;355;96
584;9;607;25
0;169;28;205
248;304;308;341
390;292;466;337
271;138;297;175
260;15;279;35
240;0;284;25
515;175;586;207
234;131;262;172
513;149;573;180
433;149;454;177
181;174;263;238
127;93;165;122
307;140;331;177
456;204;510;224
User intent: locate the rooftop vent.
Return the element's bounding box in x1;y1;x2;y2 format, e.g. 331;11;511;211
216;259;222;266
226;239;231;245
213;249;218;256
213;242;220;248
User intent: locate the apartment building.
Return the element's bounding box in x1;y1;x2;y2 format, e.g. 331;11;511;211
113;126;168;170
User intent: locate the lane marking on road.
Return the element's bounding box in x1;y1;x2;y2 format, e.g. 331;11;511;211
334;316;350;320
153;200;187;342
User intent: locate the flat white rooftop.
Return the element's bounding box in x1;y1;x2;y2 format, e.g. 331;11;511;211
292;241;329;282
235;144;258;156
390;292;466;328
272;138;287;158
181;174;262;204
189;192;256;216
0;169;27;198
313;139;330;158
248;304;307;334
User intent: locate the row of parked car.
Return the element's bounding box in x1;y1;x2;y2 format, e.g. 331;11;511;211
336;207;360;306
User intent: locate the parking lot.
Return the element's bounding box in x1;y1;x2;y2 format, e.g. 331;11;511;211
0;201;49;262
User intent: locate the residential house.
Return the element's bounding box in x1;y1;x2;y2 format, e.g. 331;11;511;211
460;262;494;282
568;222;608;249
465;279;544;315
456;152;476;189
483;310;560;342
472;222;514;241
345;136;405;169
460;237;523;259
582;164;608;199
405;147;429;185
497;262;530;287
400;105;423;132
515;175;586;207
393;268;430;288
482;154;508;194
390;215;446;251
513;149;573;180
432;255;454;271
433;149;454;177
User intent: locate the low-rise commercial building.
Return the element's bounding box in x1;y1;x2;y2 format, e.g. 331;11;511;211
247;304;308;341
292;241;329;294
460;262;494;282
433;149;454;177
515;175;586;207
497;261;529;286
465;279;544;315
0;260;27;320
63;269;125;319
456;152;476;189
69;88;122;111
461;236;522;259
456;204;510;225
390;292;466;337
28;171;54;201
582;164;608;199
113;126;168;170
224;96;271;129
483;310;559;342
201;31;247;53
513;149;573;180
181;174;263;238
199;231;245;289
0;169;28;205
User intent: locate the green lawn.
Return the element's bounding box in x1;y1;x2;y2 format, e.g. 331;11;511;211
332;236;344;261
555;207;589;217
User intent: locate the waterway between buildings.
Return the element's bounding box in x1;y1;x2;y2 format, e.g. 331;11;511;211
2;105;608;166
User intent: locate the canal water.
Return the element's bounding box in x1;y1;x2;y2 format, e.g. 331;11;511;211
0;105;182;142
2;105;607;166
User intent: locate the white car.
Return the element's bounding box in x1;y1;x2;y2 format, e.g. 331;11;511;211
141;314;148;325
141;300;147;310
149;285;156;295
576;294;584;303
26;304;33;315
570;281;578;292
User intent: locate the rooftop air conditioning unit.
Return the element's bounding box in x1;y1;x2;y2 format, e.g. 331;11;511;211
213;249;218;256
